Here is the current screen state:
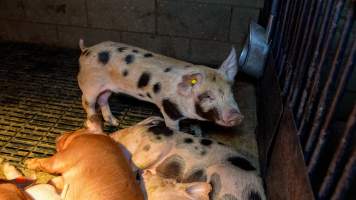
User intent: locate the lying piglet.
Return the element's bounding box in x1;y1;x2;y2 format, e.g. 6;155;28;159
142;170;211;200
0;182;31;200
25;128;144;200
0;161;59;200
111;116;266;200
1;161;61;200
78;39;244;131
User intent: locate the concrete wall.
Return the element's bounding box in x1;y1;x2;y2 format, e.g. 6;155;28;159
0;0;263;65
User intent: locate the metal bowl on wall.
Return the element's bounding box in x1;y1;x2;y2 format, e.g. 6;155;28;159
239;22;269;79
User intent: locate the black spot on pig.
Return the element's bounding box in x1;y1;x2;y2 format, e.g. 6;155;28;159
221;194;238;200
227;156;256;171
138;94;144;97
164;67;171;72
143;144;151;151
200;150;207;156
153;83;161;94
146;93;152;98
182;169;207;183
195;103;219;122
248;191;262;200
185;65;192;68
123;69;129;76
125;54;134;64
209;173;221;200
148;121;173;137
132;49;139;53
98;51;110;65
162;99;183;120
144;53;153;57
184;138;193;144
117;47;127;52
212;75;216;81
137;72;151;88
155;136;162;140
200;138;212;146
156;155;185;181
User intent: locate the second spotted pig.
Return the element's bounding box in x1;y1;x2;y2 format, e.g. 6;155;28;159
78;40;244;131
111;117;265;200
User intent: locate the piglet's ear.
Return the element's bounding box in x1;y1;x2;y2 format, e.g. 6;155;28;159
185;182;212;200
218;47;238;82
177;73;203;96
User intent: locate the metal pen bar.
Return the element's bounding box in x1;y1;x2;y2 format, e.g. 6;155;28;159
282;0;307;98
289;0;325;114
296;0;336;127
330;151;356;200
287;0;318;109
297;0;338;145
318;104;356;199
275;0;293;78
306;3;353;167
307;29;356;170
281;0;301;97
304;0;348;162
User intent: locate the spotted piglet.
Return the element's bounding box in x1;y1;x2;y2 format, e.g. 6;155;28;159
111;117;266;200
78;40;244;131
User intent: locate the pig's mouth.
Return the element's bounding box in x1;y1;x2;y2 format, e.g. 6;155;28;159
216;115;244;127
216;119;240;127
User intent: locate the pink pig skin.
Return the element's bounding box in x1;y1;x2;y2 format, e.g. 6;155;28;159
25;128;144;200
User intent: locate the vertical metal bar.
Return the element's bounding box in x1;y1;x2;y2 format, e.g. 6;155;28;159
275;0;293;77
330;151;356;200
307;33;356;171
296;0;336;125
281;0;301;96
318;104;356;199
305;2;353;164
267;0;280;40
297;0;338;144
281;0;308;98
286;0;317;105
288;0;325;113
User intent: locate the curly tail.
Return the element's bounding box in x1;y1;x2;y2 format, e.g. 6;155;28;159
79;38;86;51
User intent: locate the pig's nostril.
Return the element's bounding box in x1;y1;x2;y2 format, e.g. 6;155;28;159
230;112;244;125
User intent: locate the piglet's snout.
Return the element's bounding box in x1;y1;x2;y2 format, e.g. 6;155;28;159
223;109;244;126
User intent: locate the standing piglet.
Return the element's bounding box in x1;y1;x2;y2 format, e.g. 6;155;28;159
25;128;144;200
78;40;244;131
111;117;266;200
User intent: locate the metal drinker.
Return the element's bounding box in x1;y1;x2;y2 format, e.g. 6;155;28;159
239;22;269;79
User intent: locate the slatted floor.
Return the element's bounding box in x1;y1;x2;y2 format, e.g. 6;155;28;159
0;42;160;167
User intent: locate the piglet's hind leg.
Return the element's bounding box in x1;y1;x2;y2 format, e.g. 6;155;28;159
25;151;71;174
97;90;119;126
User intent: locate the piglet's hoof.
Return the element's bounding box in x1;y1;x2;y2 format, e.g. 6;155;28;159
25;159;41;170
107;116;119;126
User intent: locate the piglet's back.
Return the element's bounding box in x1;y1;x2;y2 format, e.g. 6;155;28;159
61;134;144;200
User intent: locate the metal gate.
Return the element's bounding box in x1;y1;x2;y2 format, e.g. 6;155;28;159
260;0;355;199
